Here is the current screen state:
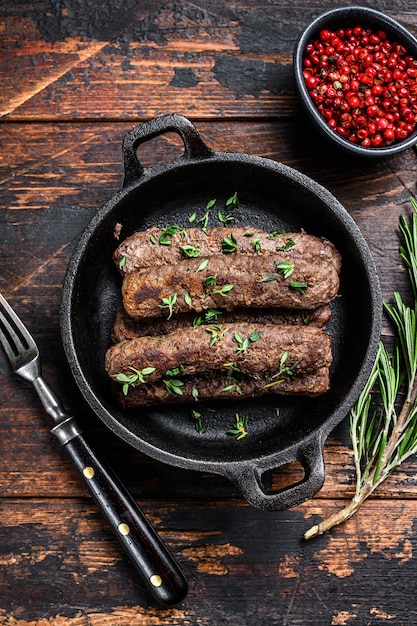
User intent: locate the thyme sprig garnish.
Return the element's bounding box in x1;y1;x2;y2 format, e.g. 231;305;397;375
158;224;186;245
226;191;239;210
221;233;239;253
290;281;308;294
158;293;177;319
163;378;184;396
259;261;297;284
213;284;234;297
276;238;296;252
227;413;248;440
304;197;417;540
114;366;156;395
234;330;262;354
264;352;293;388
206;325;228;346
193;308;223;327
180;244;201;258
192;409;209;434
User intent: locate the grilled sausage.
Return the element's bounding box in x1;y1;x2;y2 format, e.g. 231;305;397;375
111;305;332;343
121;254;340;319
105;323;332;383
114;226;342;275
114;367;331;408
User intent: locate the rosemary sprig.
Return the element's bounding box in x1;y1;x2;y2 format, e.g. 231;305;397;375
304;198;417;540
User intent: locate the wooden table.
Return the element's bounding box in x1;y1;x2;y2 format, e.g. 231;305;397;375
1;2;417;624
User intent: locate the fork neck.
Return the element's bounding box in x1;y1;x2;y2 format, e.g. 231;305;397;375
32;376;69;424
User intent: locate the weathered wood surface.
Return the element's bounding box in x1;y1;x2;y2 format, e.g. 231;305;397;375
2;1;417;624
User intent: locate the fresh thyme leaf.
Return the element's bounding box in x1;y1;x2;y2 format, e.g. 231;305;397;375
188;212;197;223
290;281;308;294
158;225;178;245
180;244;201;258
113;366;156;395
276;238;296;251
204;275;217;287
206;198;216;210
150;235;158;245
259;273;279;283
264;351;293;388
197;210;210;234
252;237;262;253
221;233;239;253
192;309;223;326
165;364;185;377
197;259;209;272
225;191;239;209
233;330;262;354
158;292;177;319
163;378;184;396
118;255;127;269
304;196;417;540
268;230;285;239
227;413;248;440
218;210;235;226
204;309;223;323
191;409;209;434
213;284;234;297
276;261;294;279
206;325;228;346
184;292;192;308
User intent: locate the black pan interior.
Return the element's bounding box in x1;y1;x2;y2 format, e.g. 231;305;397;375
63;154;380;469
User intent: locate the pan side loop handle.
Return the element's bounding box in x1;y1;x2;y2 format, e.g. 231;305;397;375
227;437;326;512
122;113;214;188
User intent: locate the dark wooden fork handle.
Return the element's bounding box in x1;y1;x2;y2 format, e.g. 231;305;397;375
52;418;188;607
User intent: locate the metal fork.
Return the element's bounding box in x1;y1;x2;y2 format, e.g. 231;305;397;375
0;292;188;607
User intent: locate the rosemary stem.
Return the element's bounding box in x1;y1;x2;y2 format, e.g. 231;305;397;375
303;486;372;540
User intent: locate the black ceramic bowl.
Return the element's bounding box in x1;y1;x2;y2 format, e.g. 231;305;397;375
294;6;417;157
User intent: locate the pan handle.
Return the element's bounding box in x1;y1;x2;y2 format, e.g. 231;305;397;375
122;114;213;188
226;436;326;512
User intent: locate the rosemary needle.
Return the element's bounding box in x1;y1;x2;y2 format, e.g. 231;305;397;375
304;197;417;540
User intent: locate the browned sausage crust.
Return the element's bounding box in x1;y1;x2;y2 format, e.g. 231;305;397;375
115;367;331;408
111;305;332;343
105;323;332;383
113;226;342;275
121;254;340;319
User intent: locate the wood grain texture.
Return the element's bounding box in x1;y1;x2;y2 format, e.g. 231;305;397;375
2;1;417;121
0;498;417;624
2;0;417;622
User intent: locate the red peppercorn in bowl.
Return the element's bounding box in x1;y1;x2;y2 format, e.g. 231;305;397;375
294;6;417;156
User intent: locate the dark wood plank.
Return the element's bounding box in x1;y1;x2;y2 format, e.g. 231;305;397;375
2;1;417;121
1;498;416;624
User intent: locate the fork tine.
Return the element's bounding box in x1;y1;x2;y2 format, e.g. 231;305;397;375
0;293;38;366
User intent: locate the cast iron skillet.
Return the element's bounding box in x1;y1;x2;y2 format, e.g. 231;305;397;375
61;113;382;511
